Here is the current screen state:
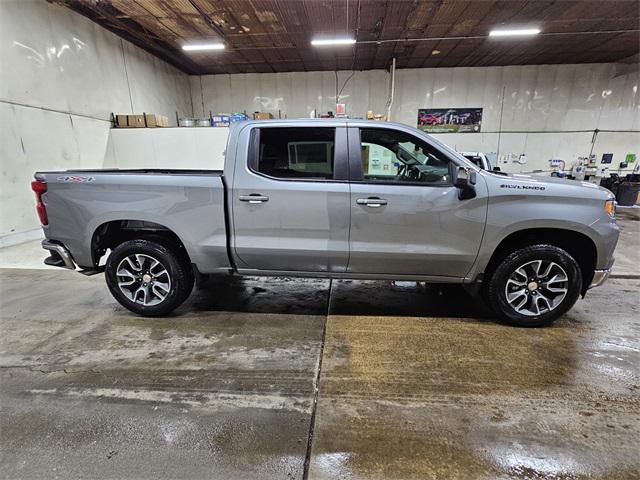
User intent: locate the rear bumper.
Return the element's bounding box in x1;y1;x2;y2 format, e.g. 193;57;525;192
42;240;76;270
588;268;611;289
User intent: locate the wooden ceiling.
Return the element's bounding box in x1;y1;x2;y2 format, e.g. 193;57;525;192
57;0;640;75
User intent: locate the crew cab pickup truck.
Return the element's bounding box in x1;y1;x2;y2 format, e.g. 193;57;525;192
32;120;619;327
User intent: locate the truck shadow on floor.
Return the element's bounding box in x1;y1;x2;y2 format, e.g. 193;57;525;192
186;276;496;320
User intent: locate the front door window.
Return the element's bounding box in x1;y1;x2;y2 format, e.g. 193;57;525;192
360;128;451;185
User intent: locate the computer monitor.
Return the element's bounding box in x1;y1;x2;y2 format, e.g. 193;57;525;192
601;153;613;164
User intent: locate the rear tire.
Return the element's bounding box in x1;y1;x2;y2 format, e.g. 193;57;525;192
487;244;582;327
105;239;194;316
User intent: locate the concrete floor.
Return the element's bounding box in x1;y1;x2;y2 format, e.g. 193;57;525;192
309;280;640;479
613;207;640;277
0;212;638;479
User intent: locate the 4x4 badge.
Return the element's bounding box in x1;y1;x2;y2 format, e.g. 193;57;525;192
57;176;96;183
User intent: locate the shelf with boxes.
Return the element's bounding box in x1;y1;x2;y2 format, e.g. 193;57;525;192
114;113;169;128
178;112;250;127
113;111;281;129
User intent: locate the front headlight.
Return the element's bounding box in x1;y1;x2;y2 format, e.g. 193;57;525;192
604;199;616;218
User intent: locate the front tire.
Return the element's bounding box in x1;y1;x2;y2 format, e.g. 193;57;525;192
106;239;194;316
488;245;582;327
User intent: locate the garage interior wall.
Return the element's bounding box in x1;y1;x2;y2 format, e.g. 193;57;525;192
190;64;640;173
0;1;193;246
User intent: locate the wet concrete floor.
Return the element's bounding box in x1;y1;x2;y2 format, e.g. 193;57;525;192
614;207;640;278
0;269;638;479
309;280;640;479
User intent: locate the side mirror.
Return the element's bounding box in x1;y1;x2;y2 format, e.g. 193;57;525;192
455;166;476;186
455;166;476;200
455;167;469;188
455;166;470;187
492;166;501;172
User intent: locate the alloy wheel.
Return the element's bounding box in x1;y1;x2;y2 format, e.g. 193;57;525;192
504;260;569;316
116;254;171;306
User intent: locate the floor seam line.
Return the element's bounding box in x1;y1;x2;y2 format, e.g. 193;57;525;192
302;278;332;479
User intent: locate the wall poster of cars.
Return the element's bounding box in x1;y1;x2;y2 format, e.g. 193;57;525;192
417;108;483;133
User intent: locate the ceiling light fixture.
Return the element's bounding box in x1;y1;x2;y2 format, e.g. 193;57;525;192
182;43;225;51
311;38;356;47
489;28;541;37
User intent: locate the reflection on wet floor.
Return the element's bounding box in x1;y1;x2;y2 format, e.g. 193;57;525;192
187;276;330;315
328;280;494;319
189;276;495;320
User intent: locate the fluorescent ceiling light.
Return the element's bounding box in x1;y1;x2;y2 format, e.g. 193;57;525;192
489;28;541;37
311;38;356;46
182;43;225;51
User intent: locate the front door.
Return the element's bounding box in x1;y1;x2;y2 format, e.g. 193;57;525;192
347;126;487;278
232;126;350;273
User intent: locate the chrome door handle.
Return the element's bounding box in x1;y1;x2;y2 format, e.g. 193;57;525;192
357;197;388;208
239;194;269;204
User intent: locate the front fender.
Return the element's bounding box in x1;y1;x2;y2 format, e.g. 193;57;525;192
466;194;618;281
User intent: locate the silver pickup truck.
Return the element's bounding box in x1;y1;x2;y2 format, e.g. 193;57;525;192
32;120;618;327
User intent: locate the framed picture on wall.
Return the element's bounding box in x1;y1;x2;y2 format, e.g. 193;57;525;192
417;108;483;133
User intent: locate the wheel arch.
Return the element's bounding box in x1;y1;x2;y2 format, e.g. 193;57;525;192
483;228;597;295
91;220;191;267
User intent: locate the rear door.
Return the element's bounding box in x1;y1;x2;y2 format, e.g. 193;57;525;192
231;125;350;273
347;126;488;278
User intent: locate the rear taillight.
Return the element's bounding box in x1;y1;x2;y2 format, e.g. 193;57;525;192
31;179;48;225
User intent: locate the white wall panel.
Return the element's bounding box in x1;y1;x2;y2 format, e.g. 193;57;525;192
0;102;112;239
1;1;129;118
103;127;228;171
593;131;640;167
193;70;389;119
0;1;192;122
122;41;192;122
194;64;639;174
0;0;193;243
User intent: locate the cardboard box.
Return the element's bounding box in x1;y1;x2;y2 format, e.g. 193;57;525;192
128;115;146;128
144;114;169;127
252;112;273;120
115;113;169;128
144;114;157;128
115;115;129;127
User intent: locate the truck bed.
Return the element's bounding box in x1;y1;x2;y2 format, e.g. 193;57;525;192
36;169;230;273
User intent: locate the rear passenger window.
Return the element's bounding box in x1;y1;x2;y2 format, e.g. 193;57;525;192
256;128;335;180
